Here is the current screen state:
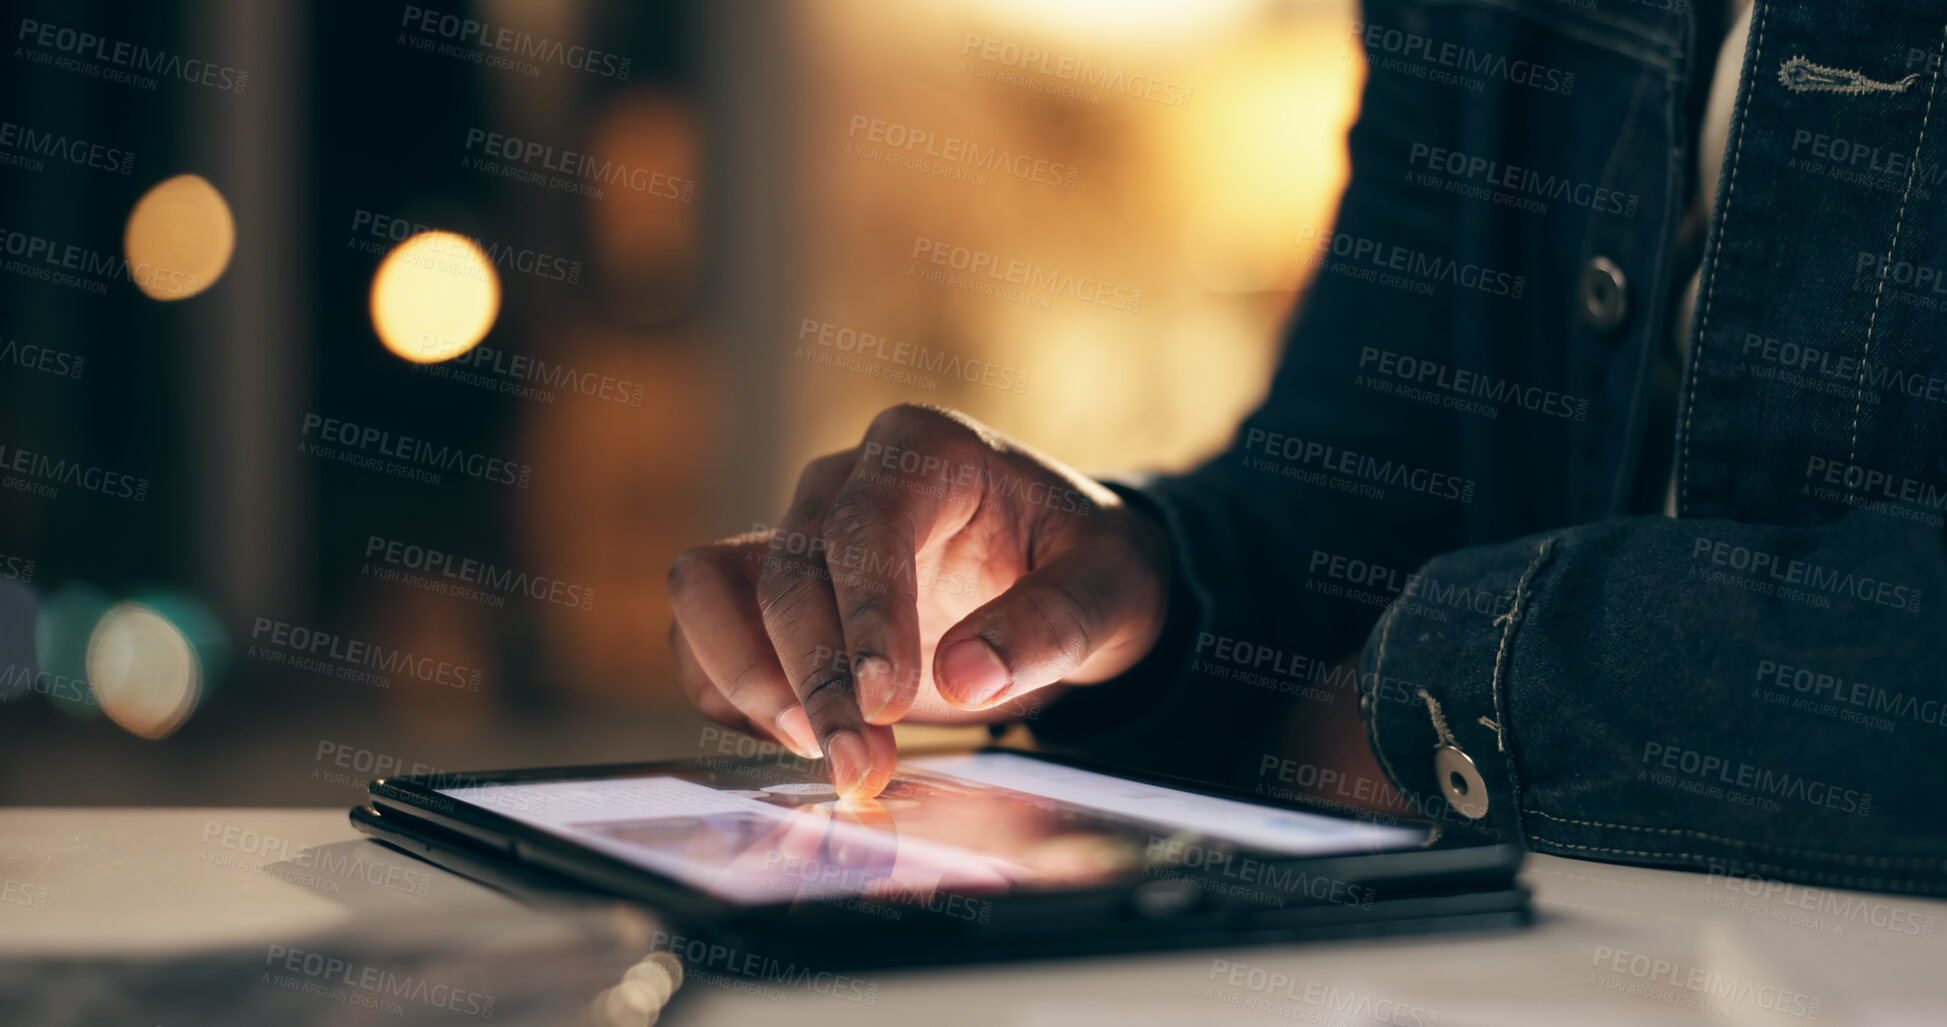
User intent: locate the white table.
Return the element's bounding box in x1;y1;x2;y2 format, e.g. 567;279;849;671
2;808;1941;1025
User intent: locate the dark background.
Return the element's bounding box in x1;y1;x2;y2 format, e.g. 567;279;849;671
0;0;1347;804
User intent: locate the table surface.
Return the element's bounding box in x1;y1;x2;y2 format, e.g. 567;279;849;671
2;807;1942;1026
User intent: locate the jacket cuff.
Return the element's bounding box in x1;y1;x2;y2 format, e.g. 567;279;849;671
1357;532;1561;838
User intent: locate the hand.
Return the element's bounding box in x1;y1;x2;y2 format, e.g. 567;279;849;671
668;404;1172;799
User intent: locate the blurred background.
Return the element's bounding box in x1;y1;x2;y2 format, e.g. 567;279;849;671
0;0;1358;804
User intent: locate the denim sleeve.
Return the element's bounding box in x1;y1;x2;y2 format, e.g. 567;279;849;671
1358;512;1947;895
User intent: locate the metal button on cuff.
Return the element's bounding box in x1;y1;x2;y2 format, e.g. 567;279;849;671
1578;256;1629;333
1435;744;1489;819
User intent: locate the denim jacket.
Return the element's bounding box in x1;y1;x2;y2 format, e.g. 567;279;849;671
1035;0;1947;895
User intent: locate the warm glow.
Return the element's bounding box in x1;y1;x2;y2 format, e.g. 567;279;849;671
970;0;1259;41
123;173;235;301
85;602;202;741
1174;25;1360;293
370;230;501;363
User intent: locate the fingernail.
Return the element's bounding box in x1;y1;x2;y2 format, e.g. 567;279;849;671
775;705;822;759
854;655;895;722
826;730;872;798
938;637;1010;709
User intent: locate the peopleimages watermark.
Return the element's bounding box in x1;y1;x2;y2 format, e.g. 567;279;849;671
461;127;693;202
1639;740;1872;817
1294;225;1526;299
1191;632;1342;704
2;877;49;911
1347;20;1574;95
755;523;982;602
200;821;433;898
1788;128;1944;199
0;663;96;707
298;413;533;489
362;534;596;611
398;4;631;80
1753;657;1943;733
0;440;148;502
756;850;996;924
348;208;583;285
1240;427;1476;503
264;944;496;1019
795;317;1029;395
1204;958;1442;1026
421;342;646;406
651;929;879;1005
310;740;545;816
1146;836;1375;910
0;551;33;583
1588;945;1822;1020
249;616;483;692
1357;346;1587;422
856;441;1091;514
1688;536;1923;613
1855;251;1947;311
1732;330;1947;405
1802;456;1947;527
695;725;820;778
1257;753;1478;828
844;115;1077;190
0;223;201;296
909;236;1142;314
1704;863;1937;941
0;119;132;175
1406;143;1637;217
958;33;1191;110
0;336;84;380
1303;548;1506;623
15;18;248;94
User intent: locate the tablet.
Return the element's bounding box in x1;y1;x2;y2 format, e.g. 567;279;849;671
356;749;1528;968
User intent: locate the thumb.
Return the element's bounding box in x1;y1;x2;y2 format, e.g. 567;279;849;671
932;543;1162;711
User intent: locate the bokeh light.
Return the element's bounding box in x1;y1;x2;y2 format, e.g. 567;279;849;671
370;230;502;363
122;173;236;301
85;602;202;741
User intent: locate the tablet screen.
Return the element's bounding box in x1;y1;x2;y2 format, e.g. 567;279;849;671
432;752;1427;907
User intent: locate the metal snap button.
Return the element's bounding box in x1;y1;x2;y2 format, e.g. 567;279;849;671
1434;744;1488;820
1578;256;1628;333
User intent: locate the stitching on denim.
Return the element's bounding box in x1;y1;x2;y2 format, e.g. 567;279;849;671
1528;836;1947;894
1365;593;1409;794
1477;715;1501;736
1525;808;1947;868
1417;688;1456;746
1849;26;1946;482
1488;538;1552;758
1678;2;1766;515
1777;55;1920;95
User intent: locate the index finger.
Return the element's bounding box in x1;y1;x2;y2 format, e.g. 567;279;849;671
822;423;966;725
755;454;896;800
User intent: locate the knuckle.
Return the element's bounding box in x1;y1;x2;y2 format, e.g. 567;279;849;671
666;545;717;595
1019;578;1099;667
839;590;896;630
866;403;937;441
755;569;817;616
822;489;886;546
796;667;855;721
795;450;854;497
